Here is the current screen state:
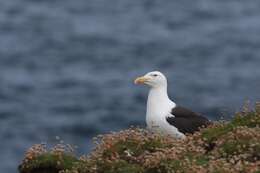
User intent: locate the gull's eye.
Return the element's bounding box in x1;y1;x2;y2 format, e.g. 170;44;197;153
152;74;158;77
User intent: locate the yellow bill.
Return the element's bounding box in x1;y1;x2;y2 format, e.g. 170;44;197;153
134;76;150;84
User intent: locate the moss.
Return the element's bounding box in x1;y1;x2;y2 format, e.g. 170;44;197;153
19;153;79;173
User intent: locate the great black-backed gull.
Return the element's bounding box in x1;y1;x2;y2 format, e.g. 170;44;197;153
134;71;210;139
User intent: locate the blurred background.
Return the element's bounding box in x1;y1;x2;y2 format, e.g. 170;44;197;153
0;0;260;172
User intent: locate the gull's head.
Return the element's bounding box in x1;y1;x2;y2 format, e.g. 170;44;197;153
134;71;167;88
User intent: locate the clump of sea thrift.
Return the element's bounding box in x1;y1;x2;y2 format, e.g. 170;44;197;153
19;103;260;173
19;143;79;173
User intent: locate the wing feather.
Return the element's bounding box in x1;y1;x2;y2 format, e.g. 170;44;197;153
166;106;210;134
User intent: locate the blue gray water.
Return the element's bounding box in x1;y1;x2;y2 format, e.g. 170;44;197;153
0;0;260;172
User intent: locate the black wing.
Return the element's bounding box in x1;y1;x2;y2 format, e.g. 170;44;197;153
166;106;210;134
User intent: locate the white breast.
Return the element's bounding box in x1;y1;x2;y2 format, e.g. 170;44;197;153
145;87;185;139
146;106;185;139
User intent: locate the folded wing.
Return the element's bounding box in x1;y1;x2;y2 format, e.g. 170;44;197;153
166;106;210;134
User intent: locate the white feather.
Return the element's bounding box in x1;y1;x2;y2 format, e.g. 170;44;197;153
146;85;185;139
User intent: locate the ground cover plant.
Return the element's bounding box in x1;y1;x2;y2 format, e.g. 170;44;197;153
19;103;260;173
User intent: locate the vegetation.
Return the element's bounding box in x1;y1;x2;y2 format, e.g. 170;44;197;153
19;103;260;173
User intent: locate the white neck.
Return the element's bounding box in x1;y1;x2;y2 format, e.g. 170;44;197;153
146;86;176;118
